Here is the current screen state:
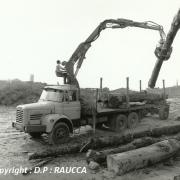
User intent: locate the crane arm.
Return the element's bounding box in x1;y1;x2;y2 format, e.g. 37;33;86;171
62;18;165;87
148;9;180;88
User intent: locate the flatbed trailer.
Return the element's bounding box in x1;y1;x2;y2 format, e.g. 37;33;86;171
81;100;169;132
81;86;169;131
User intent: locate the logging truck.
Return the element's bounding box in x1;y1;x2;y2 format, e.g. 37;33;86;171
12;18;171;144
12;84;169;144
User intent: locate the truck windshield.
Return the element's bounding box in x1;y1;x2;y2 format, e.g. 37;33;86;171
39;89;63;102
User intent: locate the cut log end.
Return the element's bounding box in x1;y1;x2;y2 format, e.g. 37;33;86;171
107;139;180;176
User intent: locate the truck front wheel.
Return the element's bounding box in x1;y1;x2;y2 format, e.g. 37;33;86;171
48;122;70;145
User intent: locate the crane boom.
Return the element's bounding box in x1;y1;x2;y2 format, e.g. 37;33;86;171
148;9;180;88
59;18;165;88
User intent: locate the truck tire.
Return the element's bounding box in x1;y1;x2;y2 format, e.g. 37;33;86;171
127;112;139;129
28;132;43;138
109;114;127;132
115;114;128;131
159;106;169;120
48;122;70;145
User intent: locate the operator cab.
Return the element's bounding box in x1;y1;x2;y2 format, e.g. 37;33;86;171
39;84;79;103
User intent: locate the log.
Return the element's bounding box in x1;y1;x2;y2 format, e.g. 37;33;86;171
128;92;164;103
29;143;80;160
86;137;160;164
133;124;180;138
107;139;180;175
151;125;180;137
80;88;164;112
87;134;180;165
88;124;180;149
29;124;180;160
108;91;164;108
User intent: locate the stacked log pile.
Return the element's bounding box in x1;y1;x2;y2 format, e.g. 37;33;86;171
86;137;160;165
28;124;180;160
108;91;165;108
86;132;180;165
79;88;165;111
28;123;180;176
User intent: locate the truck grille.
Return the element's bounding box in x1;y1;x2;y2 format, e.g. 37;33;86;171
30;114;43;121
16;109;23;123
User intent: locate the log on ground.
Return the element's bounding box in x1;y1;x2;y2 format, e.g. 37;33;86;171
107;139;180;176
29;143;80;160
133;124;180;138
29;124;180;160
86;137;160;164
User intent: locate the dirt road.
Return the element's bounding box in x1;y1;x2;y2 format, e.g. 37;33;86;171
1;98;180;180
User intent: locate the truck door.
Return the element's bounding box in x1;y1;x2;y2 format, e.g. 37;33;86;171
53;90;64;115
63;90;81;120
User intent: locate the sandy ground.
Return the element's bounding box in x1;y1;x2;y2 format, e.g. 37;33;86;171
1;98;180;180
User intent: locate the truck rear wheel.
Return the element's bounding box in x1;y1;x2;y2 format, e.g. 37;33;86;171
28;132;43;138
159;106;169;120
109;114;127;132
115;114;128;131
48;122;70;145
127;112;139;129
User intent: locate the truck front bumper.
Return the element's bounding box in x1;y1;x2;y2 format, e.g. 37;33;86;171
12;121;24;131
12;122;46;133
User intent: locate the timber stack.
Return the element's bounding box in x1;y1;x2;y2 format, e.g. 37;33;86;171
80;88;166;110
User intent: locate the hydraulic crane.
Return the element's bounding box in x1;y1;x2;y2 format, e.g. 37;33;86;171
12;19;169;144
56;18;166;88
148;8;180;88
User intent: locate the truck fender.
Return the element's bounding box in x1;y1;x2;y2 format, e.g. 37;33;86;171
42;114;73;133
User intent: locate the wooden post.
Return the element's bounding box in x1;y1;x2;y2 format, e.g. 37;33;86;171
92;89;98;134
126;77;130;108
139;80;142;92
95;88;98;111
92;112;96;134
99;77;103;101
100;77;103;91
163;79;166;102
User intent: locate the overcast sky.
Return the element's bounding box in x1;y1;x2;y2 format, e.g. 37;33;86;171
0;0;180;90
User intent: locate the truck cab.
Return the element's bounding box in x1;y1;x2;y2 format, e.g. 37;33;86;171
13;84;81;144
